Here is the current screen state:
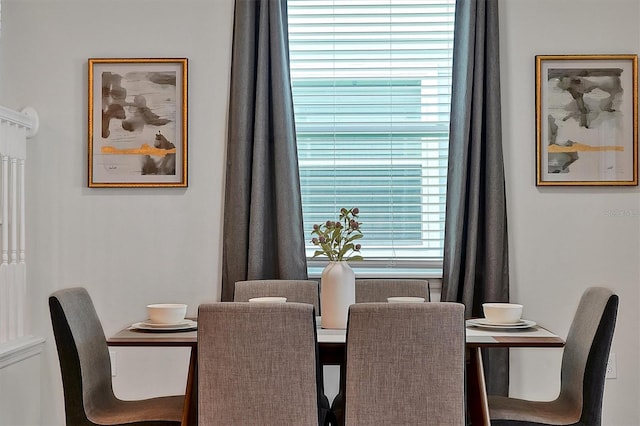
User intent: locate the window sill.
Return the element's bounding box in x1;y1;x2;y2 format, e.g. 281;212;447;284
308;265;442;279
308;258;441;277
307;263;443;292
0;336;45;369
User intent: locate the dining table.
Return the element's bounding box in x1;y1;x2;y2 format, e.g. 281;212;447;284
108;316;564;426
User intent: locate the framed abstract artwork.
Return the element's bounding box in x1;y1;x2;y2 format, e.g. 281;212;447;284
88;58;188;187
535;54;637;186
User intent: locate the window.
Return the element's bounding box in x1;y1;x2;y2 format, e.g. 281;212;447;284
288;0;455;271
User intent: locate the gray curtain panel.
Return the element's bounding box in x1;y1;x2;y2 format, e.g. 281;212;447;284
221;0;308;302
441;0;510;396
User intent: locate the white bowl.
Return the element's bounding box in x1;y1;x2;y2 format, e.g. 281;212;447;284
248;297;287;303
482;303;523;324
147;303;187;324
387;297;425;303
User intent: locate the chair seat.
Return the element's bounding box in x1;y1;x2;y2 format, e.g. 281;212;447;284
88;395;184;425
489;395;581;425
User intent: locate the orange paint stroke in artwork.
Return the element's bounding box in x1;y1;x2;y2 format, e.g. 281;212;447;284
101;143;176;157
548;142;624;153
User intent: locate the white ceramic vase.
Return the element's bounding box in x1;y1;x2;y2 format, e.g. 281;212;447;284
320;261;355;329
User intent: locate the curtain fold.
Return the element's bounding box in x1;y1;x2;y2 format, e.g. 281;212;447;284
221;0;308;302
442;0;510;396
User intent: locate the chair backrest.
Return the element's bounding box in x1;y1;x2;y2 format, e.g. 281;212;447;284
49;287;116;426
355;279;431;302
234;279;320;312
560;287;618;425
344;302;465;425
198;302;323;425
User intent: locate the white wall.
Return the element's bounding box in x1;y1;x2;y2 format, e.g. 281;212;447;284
499;0;640;425
0;0;638;425
0;0;233;424
0;352;42;426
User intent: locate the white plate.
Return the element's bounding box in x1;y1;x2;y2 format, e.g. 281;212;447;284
140;319;192;328
131;320;197;332
466;318;536;330
475;318;529;326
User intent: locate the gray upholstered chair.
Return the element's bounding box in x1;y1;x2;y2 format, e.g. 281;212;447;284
198;302;331;426
234;279;320;312
489;287;619;426
343;302;466;425
49;287;184;426
355;278;431;302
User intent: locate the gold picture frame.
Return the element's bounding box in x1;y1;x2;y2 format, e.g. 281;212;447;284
88;58;188;187
535;54;637;186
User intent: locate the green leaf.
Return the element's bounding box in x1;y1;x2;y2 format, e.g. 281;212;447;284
338;243;354;257
345;233;363;243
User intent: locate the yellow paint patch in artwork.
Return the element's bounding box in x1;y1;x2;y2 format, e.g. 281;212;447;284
101;143;176;157
548;142;624;153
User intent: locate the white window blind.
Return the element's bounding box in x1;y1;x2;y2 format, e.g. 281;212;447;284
288;0;455;269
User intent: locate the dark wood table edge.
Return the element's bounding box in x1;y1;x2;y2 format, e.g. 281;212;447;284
466;335;565;348
107;328;197;347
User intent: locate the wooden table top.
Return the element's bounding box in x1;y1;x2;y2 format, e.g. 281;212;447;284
107;319;564;349
108;327;197;347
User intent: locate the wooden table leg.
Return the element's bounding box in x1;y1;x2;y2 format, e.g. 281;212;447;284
181;347;198;426
467;347;490;426
330;371;345;426
319;343;346;426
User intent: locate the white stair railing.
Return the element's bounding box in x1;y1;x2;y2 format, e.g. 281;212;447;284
0;105;38;345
